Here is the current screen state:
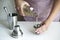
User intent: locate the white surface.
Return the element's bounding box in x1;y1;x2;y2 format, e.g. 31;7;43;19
0;22;60;40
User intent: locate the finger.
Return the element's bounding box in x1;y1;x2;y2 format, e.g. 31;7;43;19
24;1;30;6
35;28;42;34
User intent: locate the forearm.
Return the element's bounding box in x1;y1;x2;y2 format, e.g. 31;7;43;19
45;0;60;24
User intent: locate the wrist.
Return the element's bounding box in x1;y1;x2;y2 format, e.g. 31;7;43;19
44;19;52;25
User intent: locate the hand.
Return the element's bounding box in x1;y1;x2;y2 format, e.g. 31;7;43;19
15;0;30;16
35;22;49;34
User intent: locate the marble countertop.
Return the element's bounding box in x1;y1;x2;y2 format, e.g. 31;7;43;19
0;22;60;40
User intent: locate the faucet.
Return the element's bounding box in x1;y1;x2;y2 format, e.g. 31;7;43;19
11;13;23;38
3;7;23;38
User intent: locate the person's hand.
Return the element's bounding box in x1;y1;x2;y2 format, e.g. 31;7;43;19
35;22;49;34
20;1;30;16
16;0;30;16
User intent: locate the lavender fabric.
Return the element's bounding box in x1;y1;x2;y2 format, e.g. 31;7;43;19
20;0;60;22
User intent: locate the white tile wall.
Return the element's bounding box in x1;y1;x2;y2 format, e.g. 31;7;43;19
0;0;16;21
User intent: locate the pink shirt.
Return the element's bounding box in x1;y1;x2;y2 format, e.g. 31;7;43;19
18;0;60;22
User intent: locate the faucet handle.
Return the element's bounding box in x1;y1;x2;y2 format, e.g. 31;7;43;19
12;13;18;16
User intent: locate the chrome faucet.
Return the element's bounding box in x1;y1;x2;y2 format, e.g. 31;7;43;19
11;13;23;38
3;7;23;38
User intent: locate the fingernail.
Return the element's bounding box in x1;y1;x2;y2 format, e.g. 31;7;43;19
37;32;40;34
35;32;40;35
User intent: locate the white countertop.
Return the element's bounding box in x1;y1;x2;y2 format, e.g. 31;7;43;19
0;22;60;40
